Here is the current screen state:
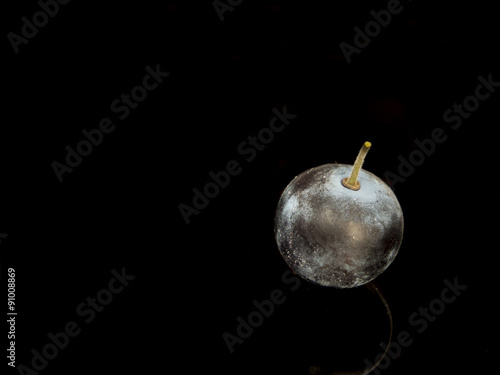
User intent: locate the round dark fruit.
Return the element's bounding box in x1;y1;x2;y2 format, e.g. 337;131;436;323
274;142;403;288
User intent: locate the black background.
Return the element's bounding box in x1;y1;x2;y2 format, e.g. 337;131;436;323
2;1;498;374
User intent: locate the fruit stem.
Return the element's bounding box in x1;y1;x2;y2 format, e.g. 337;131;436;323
342;141;371;190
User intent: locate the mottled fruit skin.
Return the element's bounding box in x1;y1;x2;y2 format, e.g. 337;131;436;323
274;164;403;288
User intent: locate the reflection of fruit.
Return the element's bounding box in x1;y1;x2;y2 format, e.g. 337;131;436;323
274;142;403;288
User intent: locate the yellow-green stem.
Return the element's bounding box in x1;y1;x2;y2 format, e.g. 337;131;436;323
342;141;371;190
